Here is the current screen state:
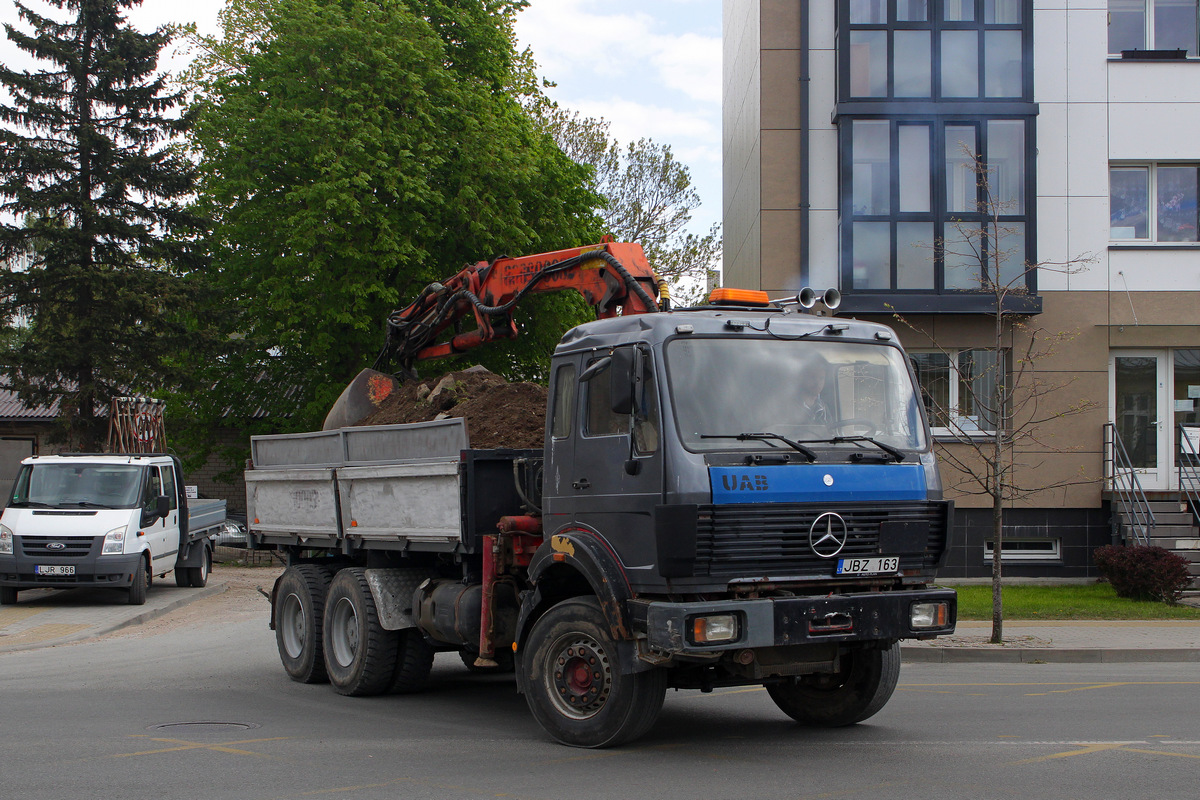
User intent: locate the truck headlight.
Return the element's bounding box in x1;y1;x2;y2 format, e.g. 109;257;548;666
0;524;12;555
911;602;950;629
690;613;739;644
101;527;127;555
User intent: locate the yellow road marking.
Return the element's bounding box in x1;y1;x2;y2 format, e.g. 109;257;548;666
1010;742;1133;764
0;607;47;624
114;736;289;759
0;622;90;645
1026;682;1129;696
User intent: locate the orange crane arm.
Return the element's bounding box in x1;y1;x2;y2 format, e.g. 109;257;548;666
380;242;666;371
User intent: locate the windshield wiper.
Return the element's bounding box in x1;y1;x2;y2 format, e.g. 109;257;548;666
62;501;111;509
812;435;906;463
701;432;817;462
7;500;54;508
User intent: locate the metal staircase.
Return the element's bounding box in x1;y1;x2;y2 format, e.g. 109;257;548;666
1104;423;1200;589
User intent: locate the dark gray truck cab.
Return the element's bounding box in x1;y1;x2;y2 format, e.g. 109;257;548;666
522;306;954;690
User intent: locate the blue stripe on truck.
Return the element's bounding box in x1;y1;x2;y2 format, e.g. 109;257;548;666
709;464;927;504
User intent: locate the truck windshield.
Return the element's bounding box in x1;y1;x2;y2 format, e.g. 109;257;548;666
665;337;928;453
8;464;144;509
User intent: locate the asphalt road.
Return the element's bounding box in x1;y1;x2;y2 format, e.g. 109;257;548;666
3;584;1198;800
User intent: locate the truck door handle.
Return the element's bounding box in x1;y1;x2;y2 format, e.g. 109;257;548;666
572;478;591;490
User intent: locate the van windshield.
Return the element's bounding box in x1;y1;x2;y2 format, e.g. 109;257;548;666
8;464;144;509
665;337;928;453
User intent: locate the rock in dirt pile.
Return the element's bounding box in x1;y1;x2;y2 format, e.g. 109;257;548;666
355;367;547;449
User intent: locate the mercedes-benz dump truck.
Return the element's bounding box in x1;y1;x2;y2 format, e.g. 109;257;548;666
247;246;956;748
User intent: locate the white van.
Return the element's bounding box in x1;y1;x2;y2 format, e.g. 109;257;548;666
0;454;226;605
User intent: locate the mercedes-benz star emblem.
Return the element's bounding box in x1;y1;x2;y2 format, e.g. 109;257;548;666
809;512;848;558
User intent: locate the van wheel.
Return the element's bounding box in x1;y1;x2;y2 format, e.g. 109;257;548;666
174;567;190;588
187;548;211;588
323;568;398;696
128;556;150;605
766;642;900;727
274;564;333;684
1;586;17;605
522;597;666;748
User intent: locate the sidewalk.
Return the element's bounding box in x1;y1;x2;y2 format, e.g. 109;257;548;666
0;579;226;654
3;577;1200;662
902;618;1200;663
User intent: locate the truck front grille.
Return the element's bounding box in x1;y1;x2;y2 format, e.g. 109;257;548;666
693;501;949;578
19;536;100;559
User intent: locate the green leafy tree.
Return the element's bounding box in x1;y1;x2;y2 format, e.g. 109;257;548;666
0;0;205;449
182;0;604;440
535;107;721;306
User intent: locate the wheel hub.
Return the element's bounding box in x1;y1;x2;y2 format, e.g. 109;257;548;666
550;639;611;718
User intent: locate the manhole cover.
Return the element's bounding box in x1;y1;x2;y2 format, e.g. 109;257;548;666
146;721;261;733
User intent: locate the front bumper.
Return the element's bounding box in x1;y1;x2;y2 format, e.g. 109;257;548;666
0;552;144;590
636;588;956;656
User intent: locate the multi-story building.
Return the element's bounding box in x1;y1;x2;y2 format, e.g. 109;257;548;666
724;0;1200;578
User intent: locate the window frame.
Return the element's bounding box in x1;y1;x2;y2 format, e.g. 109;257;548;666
983;537;1062;563
1109;162;1200;244
838;0;1032;103
1107;0;1200;57
839;116;1036;294
911;348;1007;439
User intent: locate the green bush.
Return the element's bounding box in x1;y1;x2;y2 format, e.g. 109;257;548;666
1093;545;1193;603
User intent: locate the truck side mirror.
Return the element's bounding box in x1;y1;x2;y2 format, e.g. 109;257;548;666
610;347;635;415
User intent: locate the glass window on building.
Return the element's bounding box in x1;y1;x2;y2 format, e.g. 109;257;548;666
1109;0;1199;57
911;349;1005;436
1110;164;1200;242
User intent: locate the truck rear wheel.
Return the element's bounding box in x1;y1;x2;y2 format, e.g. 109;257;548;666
522;596;666;748
766;642;901;727
390;629;435;693
323;567;398;696
127;555;150;605
275;564;333;684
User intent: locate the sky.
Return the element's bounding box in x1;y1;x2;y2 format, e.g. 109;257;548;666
0;0;724;239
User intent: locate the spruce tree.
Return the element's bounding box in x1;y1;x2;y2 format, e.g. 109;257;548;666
0;0;204;449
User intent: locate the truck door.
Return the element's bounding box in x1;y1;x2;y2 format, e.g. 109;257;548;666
567;345;664;574
142;465;181;571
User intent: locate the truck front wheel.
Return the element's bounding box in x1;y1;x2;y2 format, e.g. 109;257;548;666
275;565;333;684
323;567;398;696
1;586;17;605
522;597;666;748
766;642;900;727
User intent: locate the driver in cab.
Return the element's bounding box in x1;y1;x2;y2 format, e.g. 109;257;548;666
797;354;830;428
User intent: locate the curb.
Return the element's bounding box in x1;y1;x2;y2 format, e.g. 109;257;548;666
902;645;1200;664
0;581;228;655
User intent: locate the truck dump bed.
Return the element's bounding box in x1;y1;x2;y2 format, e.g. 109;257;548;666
246;420;470;552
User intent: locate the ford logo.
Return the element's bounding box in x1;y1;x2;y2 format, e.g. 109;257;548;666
46;542;67;551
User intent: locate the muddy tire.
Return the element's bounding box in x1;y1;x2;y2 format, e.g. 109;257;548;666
274;565;334;684
323;567;398;696
390;629;436;693
522;597;666;748
766;642;901;727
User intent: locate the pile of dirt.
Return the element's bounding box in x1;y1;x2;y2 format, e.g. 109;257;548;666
356;367;547;449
